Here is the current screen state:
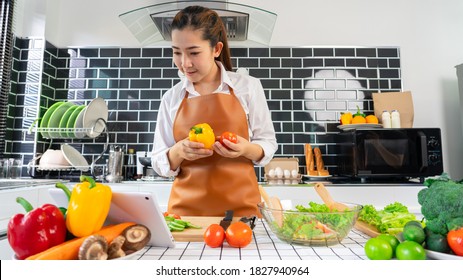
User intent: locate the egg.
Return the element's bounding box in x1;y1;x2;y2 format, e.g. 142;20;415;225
275;167;283;178
268;169;275;178
291;169;298;178
283;169;291;178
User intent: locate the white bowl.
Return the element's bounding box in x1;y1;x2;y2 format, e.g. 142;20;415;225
39;149;70;170
61;144;89;171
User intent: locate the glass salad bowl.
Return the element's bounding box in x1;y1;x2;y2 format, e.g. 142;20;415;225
258;200;363;246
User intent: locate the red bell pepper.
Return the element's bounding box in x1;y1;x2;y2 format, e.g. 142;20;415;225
447;227;463;256
7;197;67;260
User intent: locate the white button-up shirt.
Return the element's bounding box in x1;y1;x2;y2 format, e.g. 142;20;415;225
151;62;278;177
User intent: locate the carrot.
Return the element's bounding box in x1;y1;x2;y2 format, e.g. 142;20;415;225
26;222;135;260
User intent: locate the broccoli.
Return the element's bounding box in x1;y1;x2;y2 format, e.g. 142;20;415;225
418;174;463;235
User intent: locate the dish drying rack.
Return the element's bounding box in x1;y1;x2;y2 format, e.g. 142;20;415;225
26;118;109;177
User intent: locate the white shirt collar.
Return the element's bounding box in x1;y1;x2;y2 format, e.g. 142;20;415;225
181;61;234;95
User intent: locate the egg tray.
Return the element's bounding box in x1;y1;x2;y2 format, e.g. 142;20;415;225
264;174;302;185
264;157;301;185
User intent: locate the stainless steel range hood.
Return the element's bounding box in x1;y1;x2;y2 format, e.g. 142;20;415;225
119;1;277;46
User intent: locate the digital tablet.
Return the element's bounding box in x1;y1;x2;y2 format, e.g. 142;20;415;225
48;189;175;248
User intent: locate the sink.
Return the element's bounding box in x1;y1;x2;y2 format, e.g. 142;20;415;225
0;179;65;190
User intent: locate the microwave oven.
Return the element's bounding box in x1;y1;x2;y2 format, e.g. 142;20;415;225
335;128;443;181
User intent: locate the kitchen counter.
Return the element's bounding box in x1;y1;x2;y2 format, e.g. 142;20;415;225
0;179;66;190
130;219;370;260
0;179;427;260
0;219;370;261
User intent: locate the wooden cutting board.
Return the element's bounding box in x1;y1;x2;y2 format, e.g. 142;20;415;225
171;216;241;242
354;221;380;237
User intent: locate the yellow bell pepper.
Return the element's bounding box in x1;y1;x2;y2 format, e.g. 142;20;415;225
340;112;353;125
188;123;215;149
65;175;112;237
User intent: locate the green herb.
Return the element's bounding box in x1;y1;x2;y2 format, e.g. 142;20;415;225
164;217;201;232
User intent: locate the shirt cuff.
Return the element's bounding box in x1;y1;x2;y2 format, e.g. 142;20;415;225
151;149;180;177
252;141;277;166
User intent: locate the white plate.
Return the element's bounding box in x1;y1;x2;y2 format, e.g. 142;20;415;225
82;97;108;138
337;124;382;131
426;250;463;260
112;248;146;260
13;248;147;260
303;174;333;179
61;143;89;171
73;107;87;138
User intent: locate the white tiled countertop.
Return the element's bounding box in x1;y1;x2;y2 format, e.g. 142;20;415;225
130;219;370;261
0;180;425;260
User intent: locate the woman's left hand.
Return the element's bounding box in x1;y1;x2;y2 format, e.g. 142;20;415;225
213;135;248;158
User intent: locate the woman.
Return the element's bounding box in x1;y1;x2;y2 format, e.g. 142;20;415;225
151;6;277;217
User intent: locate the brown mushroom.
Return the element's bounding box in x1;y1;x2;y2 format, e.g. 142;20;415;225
108;235;126;259
121;224;151;252
78;235;108;260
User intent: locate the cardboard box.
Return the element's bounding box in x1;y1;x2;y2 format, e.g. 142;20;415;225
264;157;301;184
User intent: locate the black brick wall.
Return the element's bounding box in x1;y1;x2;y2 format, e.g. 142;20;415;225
9;38;402;180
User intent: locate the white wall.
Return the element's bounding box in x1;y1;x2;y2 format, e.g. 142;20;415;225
16;0;463;179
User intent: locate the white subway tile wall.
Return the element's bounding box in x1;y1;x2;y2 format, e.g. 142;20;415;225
8;38;401;180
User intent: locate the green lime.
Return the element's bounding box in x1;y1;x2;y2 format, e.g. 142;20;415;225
364;237;393;260
396;240;426;260
403;224;426;244
376;234;400;257
405;220;423;228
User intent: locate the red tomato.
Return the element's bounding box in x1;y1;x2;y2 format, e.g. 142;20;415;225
204;224;225;248
225;221;253;248
163;212;181;219
219;132;238;148
447;228;463;256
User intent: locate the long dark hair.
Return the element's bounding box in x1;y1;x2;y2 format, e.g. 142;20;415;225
171;5;233;71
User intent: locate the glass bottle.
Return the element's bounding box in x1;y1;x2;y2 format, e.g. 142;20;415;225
125;148;136;181
381;110;391;128
391;110;401;128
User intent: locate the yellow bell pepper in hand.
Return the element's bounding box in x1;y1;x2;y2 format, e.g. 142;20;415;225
66;175;112;237
188;123;215;149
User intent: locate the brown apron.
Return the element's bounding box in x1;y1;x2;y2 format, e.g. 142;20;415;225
168;88;260;217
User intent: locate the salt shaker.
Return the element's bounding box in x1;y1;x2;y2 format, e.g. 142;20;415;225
391;110;401;128
381;110;391;128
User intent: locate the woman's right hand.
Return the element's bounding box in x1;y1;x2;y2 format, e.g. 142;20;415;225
167;138;214;171
177;138;214;161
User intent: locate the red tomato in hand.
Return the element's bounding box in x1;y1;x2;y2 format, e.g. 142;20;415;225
204;224;225;248
225;221;253;248
219;132;238;149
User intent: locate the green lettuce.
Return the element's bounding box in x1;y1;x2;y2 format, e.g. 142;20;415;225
358;202;418;235
276;202;355;240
